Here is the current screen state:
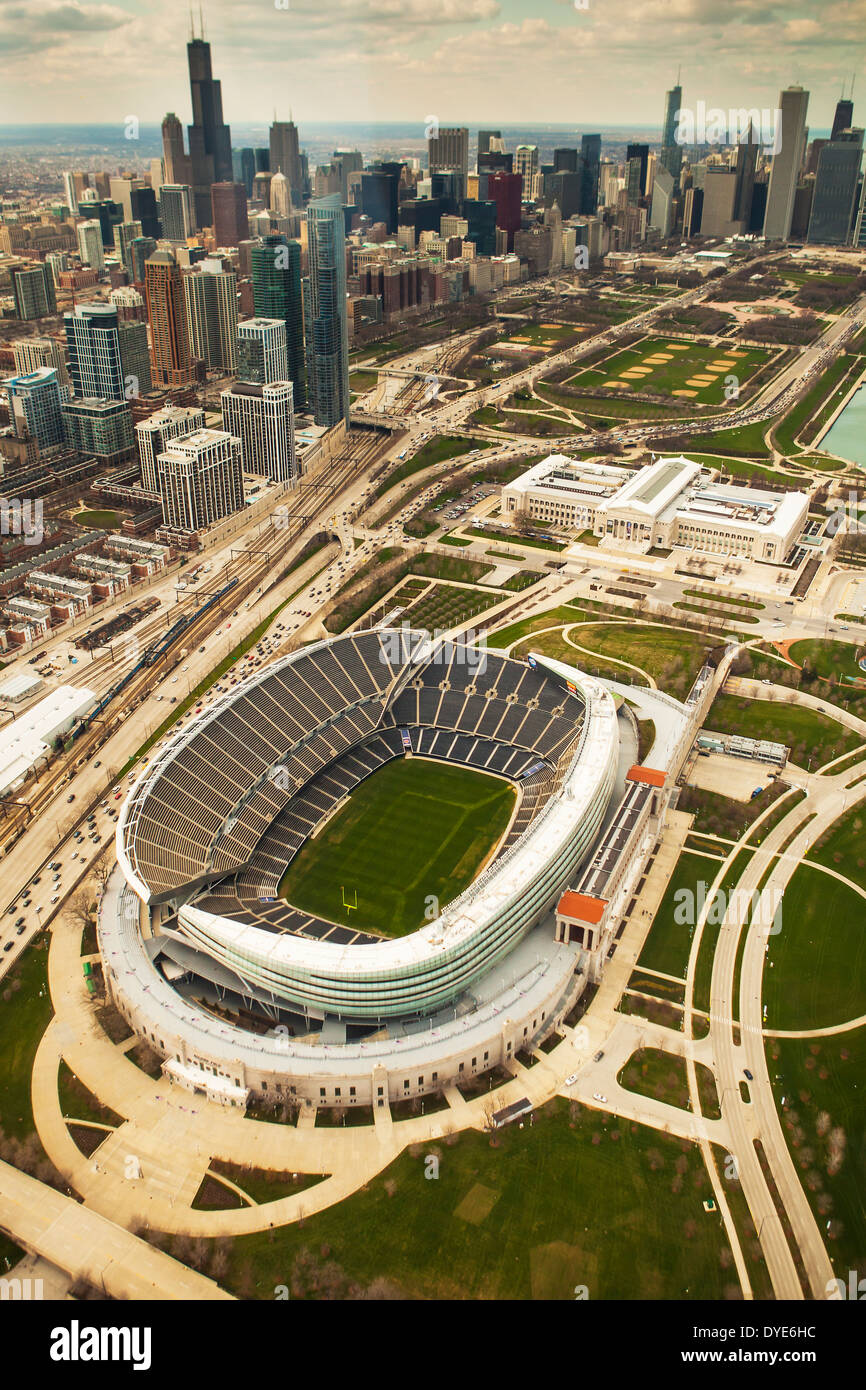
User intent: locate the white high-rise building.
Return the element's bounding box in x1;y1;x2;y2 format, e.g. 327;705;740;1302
156;429;244;532
515;145;540;200
136;404;205;492
270;170;291;220
76;219;105;274
764;86;810;241
236;318;289;384
63;172;78;215
221;380;296;483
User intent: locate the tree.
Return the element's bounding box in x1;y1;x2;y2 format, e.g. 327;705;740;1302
68;888;95;932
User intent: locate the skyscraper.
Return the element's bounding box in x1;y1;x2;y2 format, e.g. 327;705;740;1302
832;97;855;141
237;318;289;384
626;143;650;198
303;195;349;429
63;171;79;215
117;220;143;278
478;130;502;158
61;398;135;463
221;380;296;482
162;112;192;186
182;257;238;370
764;86;810;240
463;199;497;255
807;129;864;244
650;165;676;237
10;264;56;320
130;237;158;285
160;184;195;242
3;367;67;450
270;171;291;219
130;186;161;240
234;147;257;197
211;182;249;248
659;83;684;184
12;337;69;387
136;404;204;491
360;170;399;232
487;171;523;250
428;127;469;183
65;304;129;399
251;235;306;409
186;35;233;227
580;133;602;214
157;429;244;531
515;146;539;200
145;250;194;386
76;219;105;273
269;121;304;207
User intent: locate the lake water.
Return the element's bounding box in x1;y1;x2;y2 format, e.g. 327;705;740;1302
820;385;866;468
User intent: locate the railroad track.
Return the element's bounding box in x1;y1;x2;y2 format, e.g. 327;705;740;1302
0;445;370;857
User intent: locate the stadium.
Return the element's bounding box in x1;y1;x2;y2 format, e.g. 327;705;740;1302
100;628;657;1109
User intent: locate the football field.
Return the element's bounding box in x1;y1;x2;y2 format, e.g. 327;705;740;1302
278;757;516;937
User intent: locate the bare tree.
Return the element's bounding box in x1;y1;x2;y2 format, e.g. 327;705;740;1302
68;888;95;932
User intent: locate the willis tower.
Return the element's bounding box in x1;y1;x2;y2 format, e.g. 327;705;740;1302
187;27;233;227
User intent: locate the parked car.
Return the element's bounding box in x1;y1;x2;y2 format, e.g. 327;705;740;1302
592;1093;607;1104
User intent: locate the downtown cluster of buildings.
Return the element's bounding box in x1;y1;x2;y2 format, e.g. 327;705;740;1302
624;81;866;249
0;37;862;571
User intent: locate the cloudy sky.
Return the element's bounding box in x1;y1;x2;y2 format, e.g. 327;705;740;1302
0;0;864;129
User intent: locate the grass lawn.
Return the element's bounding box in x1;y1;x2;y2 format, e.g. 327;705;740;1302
619;1048;691;1110
217;1097;736;1300
764;864;866;1031
683;588;764;611
0;942;52;1140
512;628;650;685
572;622;714;699
686;420;773;458
706;693;862;768
767;1029;866;1279
807;806;866;890
73;508;122;530
676;783;787;840
788;638;865;687
487;604;587;649
278;758;515;936
638;850;711;981
570;337;769;407
462;526;565;552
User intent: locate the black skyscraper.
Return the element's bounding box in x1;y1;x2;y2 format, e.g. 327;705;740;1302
579;133;601;215
186;36;233;227
832;98;854;141
130;187;161;240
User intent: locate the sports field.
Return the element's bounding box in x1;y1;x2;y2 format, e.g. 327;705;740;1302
278;757;516;937
566;337;771;406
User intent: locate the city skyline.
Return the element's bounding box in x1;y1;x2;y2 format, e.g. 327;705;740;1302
0;0;863;128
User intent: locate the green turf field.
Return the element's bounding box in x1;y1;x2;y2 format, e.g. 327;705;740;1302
567;337;771;406
217;1096;736;1300
278;758;516;936
764;864;866;1031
